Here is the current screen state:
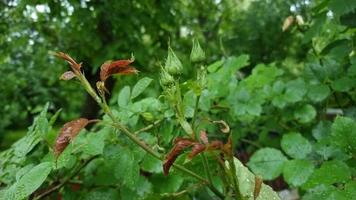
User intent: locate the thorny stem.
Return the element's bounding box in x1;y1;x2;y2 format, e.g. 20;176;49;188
77;73;224;199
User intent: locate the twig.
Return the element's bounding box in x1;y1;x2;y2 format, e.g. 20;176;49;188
134;120;162;134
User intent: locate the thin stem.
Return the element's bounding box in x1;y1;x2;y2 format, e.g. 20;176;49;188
201;153;213;184
228;157;242;200
192;94;201;129
134;120;162;134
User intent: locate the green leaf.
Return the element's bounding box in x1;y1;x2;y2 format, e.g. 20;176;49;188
331;77;354;92
284;79;307;103
5;162;52;200
224;55;250;72
247;148;288;180
83;132;106;156
330;116;356;154
294;104;316;123
207;60;224;73
281;132;312;159
226;158;281;200
83;188;120;200
131;77;153;100
104;145;139;188
151;174;184;194
307;84;330;102
141;154;162;173
118;86;131;107
303;160;351;189
345;181;356;199
283;160;314;187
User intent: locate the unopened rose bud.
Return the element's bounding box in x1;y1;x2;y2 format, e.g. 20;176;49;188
141;112;154;122
190;38;206;63
165;46;183;75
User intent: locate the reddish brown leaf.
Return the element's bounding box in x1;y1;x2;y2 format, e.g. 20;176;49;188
54;118;89;157
100;59;138;82
208;140;223;150
199;130;209;144
163;138;194;176
53;52;82;71
60;71;76;81
188;143;206;160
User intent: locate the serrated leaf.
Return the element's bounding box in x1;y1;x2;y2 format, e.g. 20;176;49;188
294;104;316;123
281;132;312;159
247;148;288;180
331;77;354;92
131;77;153;99
283;160;314;187
5;162;52;200
118;86;131;107
284;79;307;103
307;84;330;102
303;160;351;189
330;116;356;154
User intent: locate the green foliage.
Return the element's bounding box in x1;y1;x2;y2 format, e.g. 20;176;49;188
1;0;356;199
247;148;288;180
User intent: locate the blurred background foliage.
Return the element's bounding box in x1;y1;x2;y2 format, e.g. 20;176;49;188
0;0;300;136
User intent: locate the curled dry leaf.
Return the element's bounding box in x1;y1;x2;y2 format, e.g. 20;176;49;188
282;16;294;32
54;118;89;158
187;143;206;160
100;58;138;82
254;176;263;200
213;120;230;133
53;52;82;71
60;71;76;81
163;138;194;176
208;140;223;150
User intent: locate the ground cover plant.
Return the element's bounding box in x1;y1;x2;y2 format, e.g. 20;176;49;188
1;0;356;199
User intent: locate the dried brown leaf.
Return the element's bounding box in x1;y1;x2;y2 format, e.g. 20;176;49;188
60;71;76;81
100;59;138;82
187;143;206;160
208;140;223;150
54;118;89;157
163;138;194;176
53;52;82;71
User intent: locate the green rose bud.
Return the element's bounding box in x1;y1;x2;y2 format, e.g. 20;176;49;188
165;46;183;75
190;38;206;63
160;66;174;87
141;112;154;122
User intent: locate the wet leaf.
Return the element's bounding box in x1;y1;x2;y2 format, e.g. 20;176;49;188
54;118;89;157
187;143;206;160
163;138;194;175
